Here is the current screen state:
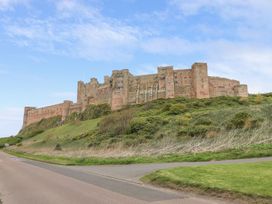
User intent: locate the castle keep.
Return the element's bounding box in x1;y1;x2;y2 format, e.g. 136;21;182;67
23;63;248;127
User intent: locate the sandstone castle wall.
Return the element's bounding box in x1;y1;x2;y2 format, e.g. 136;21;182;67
23;62;248;127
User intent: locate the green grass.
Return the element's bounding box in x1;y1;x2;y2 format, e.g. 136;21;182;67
25;118;100;149
15;94;272;151
0;136;22;148
4;143;272;165
142;161;272;203
3;94;272;160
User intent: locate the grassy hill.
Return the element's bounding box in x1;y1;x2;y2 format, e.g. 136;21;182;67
2;94;272;159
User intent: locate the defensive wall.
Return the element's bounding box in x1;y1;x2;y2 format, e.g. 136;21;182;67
23;62;248;127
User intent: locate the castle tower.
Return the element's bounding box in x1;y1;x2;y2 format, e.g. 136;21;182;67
23;106;36;128
158;66;175;99
234;84;248;97
192;63;210;98
62;100;73;121
111;69;130;110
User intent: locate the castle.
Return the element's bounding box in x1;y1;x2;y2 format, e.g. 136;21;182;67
23;63;248;127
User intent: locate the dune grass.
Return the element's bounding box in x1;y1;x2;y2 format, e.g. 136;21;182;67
4;143;272;165
142;161;272;203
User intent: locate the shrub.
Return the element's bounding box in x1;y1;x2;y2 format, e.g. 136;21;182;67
65;112;81;123
178;125;211;137
226;112;251;129
168;104;187;115
194;117;213;126
255;94;264;104
190;101;206;108
54;143;62;151
18;116;61;138
176;113;192;126
80;104;111;121
161;104;171;112
0;136;22;147
129;116;168;134
99;110;134;136
262;105;272;121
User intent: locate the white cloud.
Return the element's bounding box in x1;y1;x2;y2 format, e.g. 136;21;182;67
142;37;195;55
0;107;23;137
170;0;272;19
0;0;29;10
140;36;272;93
3;0;141;61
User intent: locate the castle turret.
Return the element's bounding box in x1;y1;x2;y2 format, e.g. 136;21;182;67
62;100;73;121
192;63;210;98
157;66;175;99
234;84;248;97
23;106;36;128
111;69;130;110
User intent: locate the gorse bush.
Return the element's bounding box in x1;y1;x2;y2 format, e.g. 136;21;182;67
9;93;272;151
178;125;216;137
129;116;168;134
98;109;134;136
168;104;187;115
226;112;263;130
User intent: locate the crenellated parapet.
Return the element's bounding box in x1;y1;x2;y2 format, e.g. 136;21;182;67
23;62;248;127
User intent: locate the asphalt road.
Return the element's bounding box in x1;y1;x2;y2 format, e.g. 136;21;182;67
1;152;271;204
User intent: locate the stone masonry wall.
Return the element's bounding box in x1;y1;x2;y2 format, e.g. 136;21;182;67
23;62;248;127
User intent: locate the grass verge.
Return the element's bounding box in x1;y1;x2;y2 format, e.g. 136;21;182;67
142;161;272;204
3;143;272;166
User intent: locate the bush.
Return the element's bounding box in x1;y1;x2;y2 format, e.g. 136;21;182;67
54;143;62;151
194;117;213;126
0;136;22;147
255;94;264;104
178;125;212;137
226;112;262;129
80;104;111;121
129;116;168;134
176;113;192;126
65;112;81;123
168;104;187;115
161;104;171;112
99;110;134;136
18;116;61;138
262;105;272;121
16;142;22;147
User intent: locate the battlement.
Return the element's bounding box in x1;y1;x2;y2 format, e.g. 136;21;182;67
23;62;248;127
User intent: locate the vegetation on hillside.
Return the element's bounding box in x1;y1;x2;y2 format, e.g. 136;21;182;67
0;136;22;148
3;94;272;157
4;143;272;165
142;161;272;204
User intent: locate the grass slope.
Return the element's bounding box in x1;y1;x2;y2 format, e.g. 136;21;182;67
25;119;100;149
142;161;272;203
3;94;272;161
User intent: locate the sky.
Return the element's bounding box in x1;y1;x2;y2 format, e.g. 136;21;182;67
0;0;272;137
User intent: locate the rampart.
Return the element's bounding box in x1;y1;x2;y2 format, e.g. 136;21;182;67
23;62;248;127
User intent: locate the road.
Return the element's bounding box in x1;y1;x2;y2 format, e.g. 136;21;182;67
1;152;271;204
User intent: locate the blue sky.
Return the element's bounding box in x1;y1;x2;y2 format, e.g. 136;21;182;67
0;0;272;137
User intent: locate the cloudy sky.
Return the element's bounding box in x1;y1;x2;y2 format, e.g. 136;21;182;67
0;0;272;137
